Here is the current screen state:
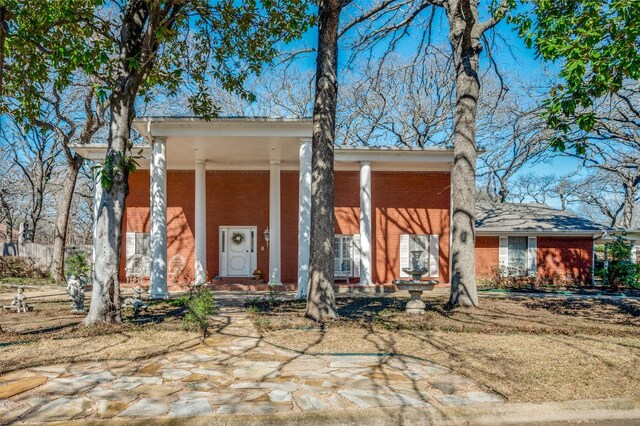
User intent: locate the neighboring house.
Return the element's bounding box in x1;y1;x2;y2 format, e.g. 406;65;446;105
74;117;607;294
475;202;605;283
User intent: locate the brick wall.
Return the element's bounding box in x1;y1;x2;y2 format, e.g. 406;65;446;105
537;237;593;283
123;169;452;288
370;171;450;284
123;170;595;288
476;236;499;278
472;235;593;284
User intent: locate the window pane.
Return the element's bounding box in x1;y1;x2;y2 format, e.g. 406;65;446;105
135;233;150;256
508;237;528;274
408;235;427;267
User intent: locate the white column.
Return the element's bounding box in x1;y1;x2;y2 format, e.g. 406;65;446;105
269;160;282;285
91;159;103;266
360;161;373;285
194;159;207;284
150;137;168;298
296;139;312;298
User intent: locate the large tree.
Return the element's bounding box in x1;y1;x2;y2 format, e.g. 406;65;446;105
1;122;60;243
338;0;510;307
512;0;640;152
4;0;311;324
306;0;350;321
35;83;107;284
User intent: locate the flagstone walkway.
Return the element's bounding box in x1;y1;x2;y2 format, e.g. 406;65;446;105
0;306;503;424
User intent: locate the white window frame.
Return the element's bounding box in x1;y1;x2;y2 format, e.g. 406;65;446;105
334;234;360;278
499;235;537;277
126;232;151;277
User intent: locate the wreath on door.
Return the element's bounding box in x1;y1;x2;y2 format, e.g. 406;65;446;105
231;232;245;245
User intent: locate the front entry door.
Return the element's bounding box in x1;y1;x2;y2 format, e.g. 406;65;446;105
220;227;255;277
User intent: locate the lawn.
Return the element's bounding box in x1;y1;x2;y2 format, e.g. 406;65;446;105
0;293;200;375
247;294;640;403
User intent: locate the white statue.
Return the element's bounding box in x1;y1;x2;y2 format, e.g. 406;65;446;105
66;274;87;313
11;287;29;313
122;286;148;317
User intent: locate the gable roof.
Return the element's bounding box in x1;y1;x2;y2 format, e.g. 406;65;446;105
475;202;607;235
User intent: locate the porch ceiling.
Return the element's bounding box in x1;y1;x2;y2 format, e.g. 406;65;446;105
135;117;312;170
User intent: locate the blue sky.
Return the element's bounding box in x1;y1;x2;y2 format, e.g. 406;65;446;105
294;4;585;208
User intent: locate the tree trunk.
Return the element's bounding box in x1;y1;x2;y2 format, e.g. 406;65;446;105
50;156;83;284
84;0;151;325
0;6;10;97
306;0;340;321
498;178;508;203
84;96;133;325
446;0;481;307
621;181;636;229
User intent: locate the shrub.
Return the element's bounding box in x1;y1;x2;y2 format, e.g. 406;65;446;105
65;252;91;278
599;238;640;290
479;266;545;290
0;257;47;279
182;287;218;337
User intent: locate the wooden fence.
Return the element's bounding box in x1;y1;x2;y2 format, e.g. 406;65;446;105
0;243;92;273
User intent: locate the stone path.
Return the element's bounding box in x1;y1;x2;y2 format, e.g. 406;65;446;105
0;307;503;424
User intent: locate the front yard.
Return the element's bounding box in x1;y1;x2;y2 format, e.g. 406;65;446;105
247;294;640;403
0;288;200;374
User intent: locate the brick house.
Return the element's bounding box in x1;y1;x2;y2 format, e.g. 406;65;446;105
74;118;607;295
475;202;605;284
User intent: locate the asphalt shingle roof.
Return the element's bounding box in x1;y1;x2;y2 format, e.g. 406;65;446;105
475;202;606;233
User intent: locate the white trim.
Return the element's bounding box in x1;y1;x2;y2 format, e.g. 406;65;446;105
194;159;207;284
296;138;312;298
499;237;509;276
334;234;358;278
269;161;282;285
477;230;601;237
359;161;373;285
429;235;439;278
149;137;168;298
137;117;312;140
527;236;537;276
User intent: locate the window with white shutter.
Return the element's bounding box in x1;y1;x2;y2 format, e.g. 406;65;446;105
499;236;537;277
400;234;438;277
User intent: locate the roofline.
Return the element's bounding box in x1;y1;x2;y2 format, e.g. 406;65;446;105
133;116;313;124
476;230;605;237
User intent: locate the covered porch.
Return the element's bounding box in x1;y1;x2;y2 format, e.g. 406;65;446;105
75;117;456;297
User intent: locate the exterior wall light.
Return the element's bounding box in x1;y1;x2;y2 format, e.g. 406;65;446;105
263;227;270;248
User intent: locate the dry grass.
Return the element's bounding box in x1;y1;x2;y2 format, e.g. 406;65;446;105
248;295;640;403
0;298;200;374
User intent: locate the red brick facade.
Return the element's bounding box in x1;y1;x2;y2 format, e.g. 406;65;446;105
537;237;593;283
122;169;451;287
474;235;593;284
123;169;593;288
475;236;499;278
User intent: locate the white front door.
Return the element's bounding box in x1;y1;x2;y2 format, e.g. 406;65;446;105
220;226;256;277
